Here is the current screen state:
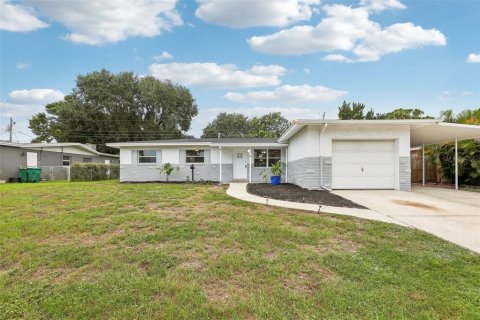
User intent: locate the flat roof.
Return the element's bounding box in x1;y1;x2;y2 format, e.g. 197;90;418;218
17;143;119;158
411;122;480;146
278;119;480;145
107;138;287;148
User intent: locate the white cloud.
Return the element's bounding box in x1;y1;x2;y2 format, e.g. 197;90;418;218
0;88;64;142
195;0;320;28
149;62;286;88
360;0;406;12
351;22;447;62
0;100;46;118
0;0;47;32
248;4;446;62
225;84;348;104
153;51;174;61
16;63;29;69
25;0;182;45
466;53;480;64
438;90;477;101
322;54;354;63
9;89;65;105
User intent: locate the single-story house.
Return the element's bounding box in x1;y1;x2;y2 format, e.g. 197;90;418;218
106;119;480;191
0;141;119;181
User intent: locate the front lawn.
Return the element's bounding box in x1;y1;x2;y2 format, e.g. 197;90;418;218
0;181;479;319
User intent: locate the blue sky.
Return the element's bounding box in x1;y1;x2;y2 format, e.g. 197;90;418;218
1;0;479;141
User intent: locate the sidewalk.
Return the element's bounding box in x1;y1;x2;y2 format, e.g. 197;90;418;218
226;183;408;226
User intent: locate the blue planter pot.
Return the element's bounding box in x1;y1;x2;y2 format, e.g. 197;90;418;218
271;176;281;185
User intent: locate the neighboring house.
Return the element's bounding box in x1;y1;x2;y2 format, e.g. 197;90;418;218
0;142;119;181
107;119;480;191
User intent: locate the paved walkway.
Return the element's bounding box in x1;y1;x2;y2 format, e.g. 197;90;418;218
226;183;408;226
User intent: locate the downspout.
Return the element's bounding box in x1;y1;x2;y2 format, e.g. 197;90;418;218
248;148;252;183
285;146;288;183
219;146;222;184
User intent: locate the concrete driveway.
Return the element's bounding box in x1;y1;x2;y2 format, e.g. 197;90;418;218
334;186;480;253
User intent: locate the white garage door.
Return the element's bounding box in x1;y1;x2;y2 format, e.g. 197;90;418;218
332;140;395;189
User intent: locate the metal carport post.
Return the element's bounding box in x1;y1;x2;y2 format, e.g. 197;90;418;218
455;138;458;190
411;122;480;191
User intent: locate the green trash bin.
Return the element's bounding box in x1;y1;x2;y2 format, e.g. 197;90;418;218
27;168;42;182
19;168;29;183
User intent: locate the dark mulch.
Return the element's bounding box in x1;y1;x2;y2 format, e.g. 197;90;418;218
247;183;367;209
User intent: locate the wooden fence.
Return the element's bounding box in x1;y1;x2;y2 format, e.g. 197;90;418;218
410;151;447;185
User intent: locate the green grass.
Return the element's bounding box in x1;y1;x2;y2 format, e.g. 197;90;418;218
0;181;479;319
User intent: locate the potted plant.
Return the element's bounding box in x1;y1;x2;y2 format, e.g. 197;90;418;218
158;163;177;182
261;161;285;185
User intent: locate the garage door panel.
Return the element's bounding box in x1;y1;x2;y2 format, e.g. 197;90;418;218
332;140;395;190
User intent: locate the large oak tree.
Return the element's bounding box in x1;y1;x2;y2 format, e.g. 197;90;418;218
29;70;198;153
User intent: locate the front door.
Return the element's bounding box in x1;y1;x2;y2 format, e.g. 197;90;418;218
233;149;248;181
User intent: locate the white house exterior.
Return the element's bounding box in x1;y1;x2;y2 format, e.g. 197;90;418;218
108;138;287;183
107;120;480;191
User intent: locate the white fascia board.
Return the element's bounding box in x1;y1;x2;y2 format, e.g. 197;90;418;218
277;122;305;143
21;143;117;157
294;119;439;125
106;142;213;148
97;152;119;158
210;143;288;147
107;142;288;148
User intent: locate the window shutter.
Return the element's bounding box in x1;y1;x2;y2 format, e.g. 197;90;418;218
179;149;186;164
156;150;162;164
204;149;211;164
131;150;137;164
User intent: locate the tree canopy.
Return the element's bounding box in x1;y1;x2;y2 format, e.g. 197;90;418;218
337;101;434;120
201;113;250;138
248;112;291;138
29;69;198;153
202;112;291;138
338;101;375;120
441;108;480;125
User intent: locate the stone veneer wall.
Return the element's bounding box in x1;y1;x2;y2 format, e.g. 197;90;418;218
286;157;331;190
399;156;411;191
120;164;233;183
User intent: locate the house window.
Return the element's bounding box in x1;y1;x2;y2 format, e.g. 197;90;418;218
236;153;243;159
83;157;92;163
138;150;157;164
62;155;71;166
186;150;204;163
254;149;281;167
268;149;281;167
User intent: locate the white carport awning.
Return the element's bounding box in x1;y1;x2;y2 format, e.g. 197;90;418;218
411;122;480;147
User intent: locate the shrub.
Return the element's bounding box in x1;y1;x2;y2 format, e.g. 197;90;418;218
435;140;480;186
70;163;120;181
157;163;178;182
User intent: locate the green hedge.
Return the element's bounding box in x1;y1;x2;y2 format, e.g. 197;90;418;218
70;163;120;181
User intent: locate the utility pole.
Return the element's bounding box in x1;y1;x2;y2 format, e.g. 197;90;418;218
7;117;15;142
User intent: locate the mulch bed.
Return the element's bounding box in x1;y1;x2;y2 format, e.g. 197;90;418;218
247;183;367;209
